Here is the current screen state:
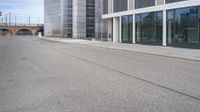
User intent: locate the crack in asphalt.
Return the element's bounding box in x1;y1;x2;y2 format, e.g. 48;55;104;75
51;48;200;102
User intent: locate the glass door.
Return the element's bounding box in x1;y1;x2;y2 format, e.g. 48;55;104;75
121;15;133;43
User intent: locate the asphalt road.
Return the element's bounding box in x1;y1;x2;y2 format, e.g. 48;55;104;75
0;36;200;112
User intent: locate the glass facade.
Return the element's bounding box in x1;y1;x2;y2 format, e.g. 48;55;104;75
113;0;128;12
44;0;61;37
135;0;155;9
86;0;95;38
103;0;108;14
121;15;133;43
136;11;163;45
167;6;200;48
44;0;106;39
166;0;186;4
102;0;200;48
95;0;108;39
61;0;73;38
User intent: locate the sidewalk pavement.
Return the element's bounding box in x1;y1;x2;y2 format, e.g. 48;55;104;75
40;37;200;61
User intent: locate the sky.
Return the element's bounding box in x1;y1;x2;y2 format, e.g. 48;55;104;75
0;0;44;24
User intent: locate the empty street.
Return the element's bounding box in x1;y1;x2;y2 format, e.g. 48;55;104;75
0;36;200;112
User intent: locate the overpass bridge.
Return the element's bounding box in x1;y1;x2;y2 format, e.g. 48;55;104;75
0;25;44;36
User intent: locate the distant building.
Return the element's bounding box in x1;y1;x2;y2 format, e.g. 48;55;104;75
95;0;109;40
44;0;107;39
44;0;61;37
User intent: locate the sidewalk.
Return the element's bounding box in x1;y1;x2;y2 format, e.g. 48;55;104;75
40;37;200;61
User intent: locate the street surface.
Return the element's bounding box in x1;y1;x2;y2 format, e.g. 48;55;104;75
0;36;200;112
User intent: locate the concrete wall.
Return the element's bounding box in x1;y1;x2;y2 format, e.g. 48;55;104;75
113;17;120;42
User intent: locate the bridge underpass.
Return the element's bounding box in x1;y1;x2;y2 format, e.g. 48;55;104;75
16;29;33;36
0;25;44;36
0;29;13;36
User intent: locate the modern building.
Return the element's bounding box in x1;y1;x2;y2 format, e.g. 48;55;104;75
95;0;109;39
44;0;61;37
44;0;107;39
102;0;200;48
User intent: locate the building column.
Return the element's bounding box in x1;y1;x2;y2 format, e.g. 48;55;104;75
32;30;36;36
113;17;119;43
163;9;167;46
119;16;122;43
132;14;136;44
111;0;113;13
12;30;16;36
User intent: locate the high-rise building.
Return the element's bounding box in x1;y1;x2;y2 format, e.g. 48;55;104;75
44;0;61;37
95;0;109;40
102;0;200;48
44;0;107;39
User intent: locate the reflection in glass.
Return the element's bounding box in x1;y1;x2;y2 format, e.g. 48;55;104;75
61;0;73;38
113;0;127;12
136;11;163;45
165;0;186;4
135;0;155;9
121;15;133;43
167;7;200;48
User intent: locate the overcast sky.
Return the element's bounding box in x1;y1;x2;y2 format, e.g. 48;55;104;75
0;0;44;24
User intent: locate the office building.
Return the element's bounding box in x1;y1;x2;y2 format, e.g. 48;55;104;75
44;0;107;39
102;0;200;48
44;0;61;37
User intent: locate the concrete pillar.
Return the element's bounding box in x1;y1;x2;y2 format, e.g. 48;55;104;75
12;30;16;36
163;9;167;46
113;17;119;43
119;16;122;43
32;30;36;36
32;29;38;36
132;14;136;44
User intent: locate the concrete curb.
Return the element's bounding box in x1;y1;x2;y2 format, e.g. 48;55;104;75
39;37;200;62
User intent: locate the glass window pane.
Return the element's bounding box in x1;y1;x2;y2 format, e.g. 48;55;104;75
167;7;200;48
166;0;186;4
122;15;133;43
114;0;128;12
135;0;155;9
136;11;163;45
